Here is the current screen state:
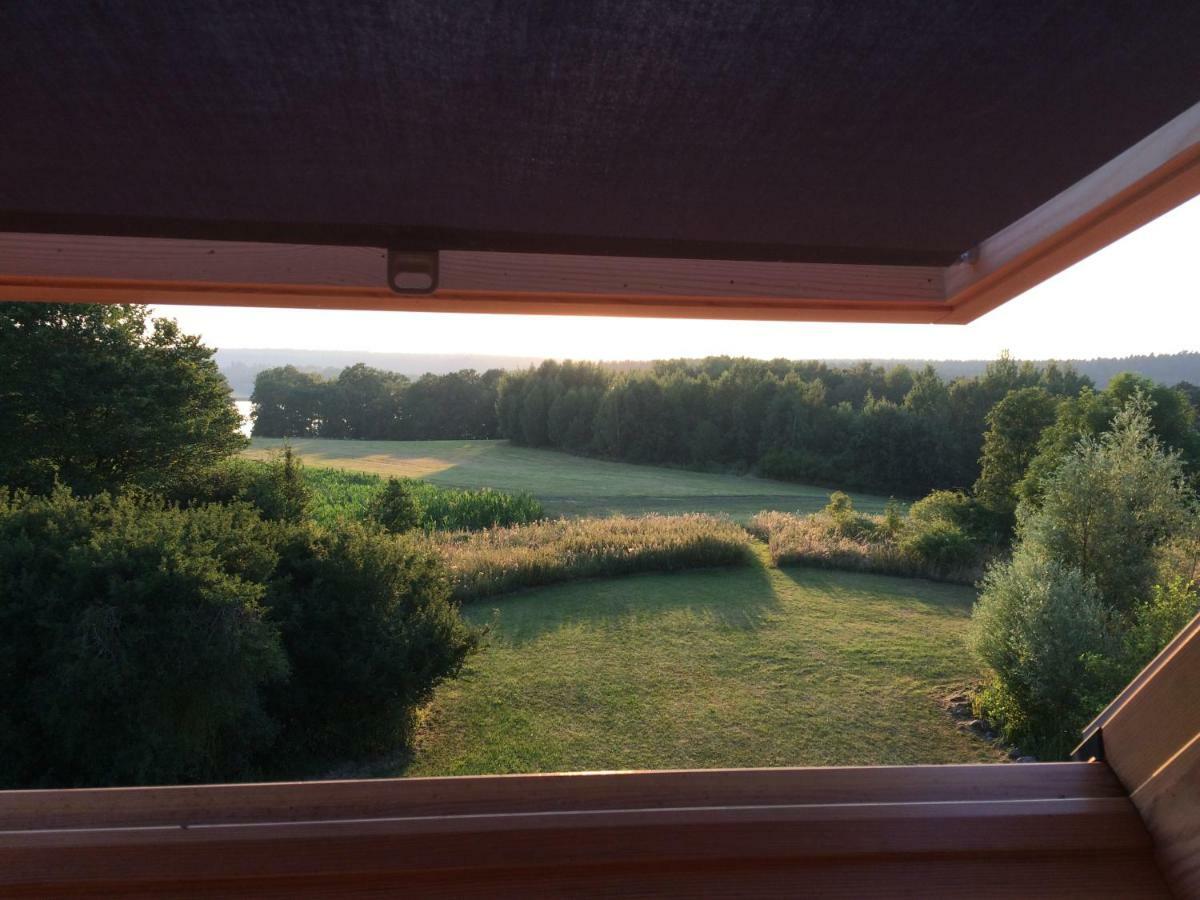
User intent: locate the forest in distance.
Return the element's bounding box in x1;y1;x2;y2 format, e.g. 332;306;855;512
221;348;1200;398
249;354;1200;499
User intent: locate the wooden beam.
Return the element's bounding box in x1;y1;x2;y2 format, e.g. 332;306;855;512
0;763;1168;898
941;100;1200;323
0;762;1126;831
0;234;948;323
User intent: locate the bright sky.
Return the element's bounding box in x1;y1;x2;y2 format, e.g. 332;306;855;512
156;195;1200;362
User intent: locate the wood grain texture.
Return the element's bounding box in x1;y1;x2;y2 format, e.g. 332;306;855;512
942;100;1200;324
0;763;1170;898
0;233;949;322
1132;731;1200;897
0;762;1125;830
0;854;1173;900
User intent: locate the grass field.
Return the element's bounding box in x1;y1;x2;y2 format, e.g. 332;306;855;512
391;549;998;776
247;438;892;520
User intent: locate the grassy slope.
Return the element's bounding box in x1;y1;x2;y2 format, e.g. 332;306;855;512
402;548;999;776
247;438;891;520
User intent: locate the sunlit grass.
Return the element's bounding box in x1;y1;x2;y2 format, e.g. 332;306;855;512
401;552;1001;775
248;438;891;520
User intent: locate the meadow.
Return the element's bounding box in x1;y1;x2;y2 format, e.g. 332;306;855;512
396;551;999;775
247;438;993;773
247;438;893;520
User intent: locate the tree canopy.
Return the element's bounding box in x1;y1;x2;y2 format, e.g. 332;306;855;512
0;303;245;495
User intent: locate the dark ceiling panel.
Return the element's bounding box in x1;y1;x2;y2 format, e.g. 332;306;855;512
1;1;1198;263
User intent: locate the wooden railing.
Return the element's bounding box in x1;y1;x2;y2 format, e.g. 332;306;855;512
0;763;1169;898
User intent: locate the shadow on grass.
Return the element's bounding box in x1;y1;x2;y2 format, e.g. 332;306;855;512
771;566;976;619
462;560;780;648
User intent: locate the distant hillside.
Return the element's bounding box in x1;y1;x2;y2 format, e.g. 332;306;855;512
217;349;1200;397
216;349;543;397
814;353;1200;388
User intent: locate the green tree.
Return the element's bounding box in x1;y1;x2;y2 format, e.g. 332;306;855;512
970;548;1113;757
1019;396;1191;612
972;394;1197;757
974;387;1058;522
250;365;325;438
0;303;245;494
365;478;424;532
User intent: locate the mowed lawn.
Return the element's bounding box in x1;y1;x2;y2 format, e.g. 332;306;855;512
247;438;892;519
402;553;1000;775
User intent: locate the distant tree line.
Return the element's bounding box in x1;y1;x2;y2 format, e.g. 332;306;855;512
495;356;1097;497
251;354;1200;500
251;364;503;440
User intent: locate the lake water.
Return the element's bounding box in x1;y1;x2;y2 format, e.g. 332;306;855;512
235;400;253;437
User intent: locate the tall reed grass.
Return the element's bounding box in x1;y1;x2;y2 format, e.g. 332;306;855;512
748;510;982;583
433;514;755;602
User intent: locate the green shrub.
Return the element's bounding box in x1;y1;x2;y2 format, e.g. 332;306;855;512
969;549;1114;758
365;478;423;532
0;489;286;787
1080;577;1200;713
435;514;754;602
266;523;479;761
167;448;311;523
899;520;976;576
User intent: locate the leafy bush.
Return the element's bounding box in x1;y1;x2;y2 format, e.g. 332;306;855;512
1080;577;1200;714
434;514;755;602
166;448;311;523
899;520;977;576
969;548;1114;758
0;487;480;786
0;489;286;787
266;523;479;762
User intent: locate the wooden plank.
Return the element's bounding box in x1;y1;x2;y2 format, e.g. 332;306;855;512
0;233;949;323
1131;730;1200;897
0;853;1173;899
0;763;1124;830
942;100;1200;323
1099;621;1200;794
0;798;1154;889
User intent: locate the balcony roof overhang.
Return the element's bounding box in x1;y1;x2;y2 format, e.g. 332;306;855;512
2;2;1199;322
